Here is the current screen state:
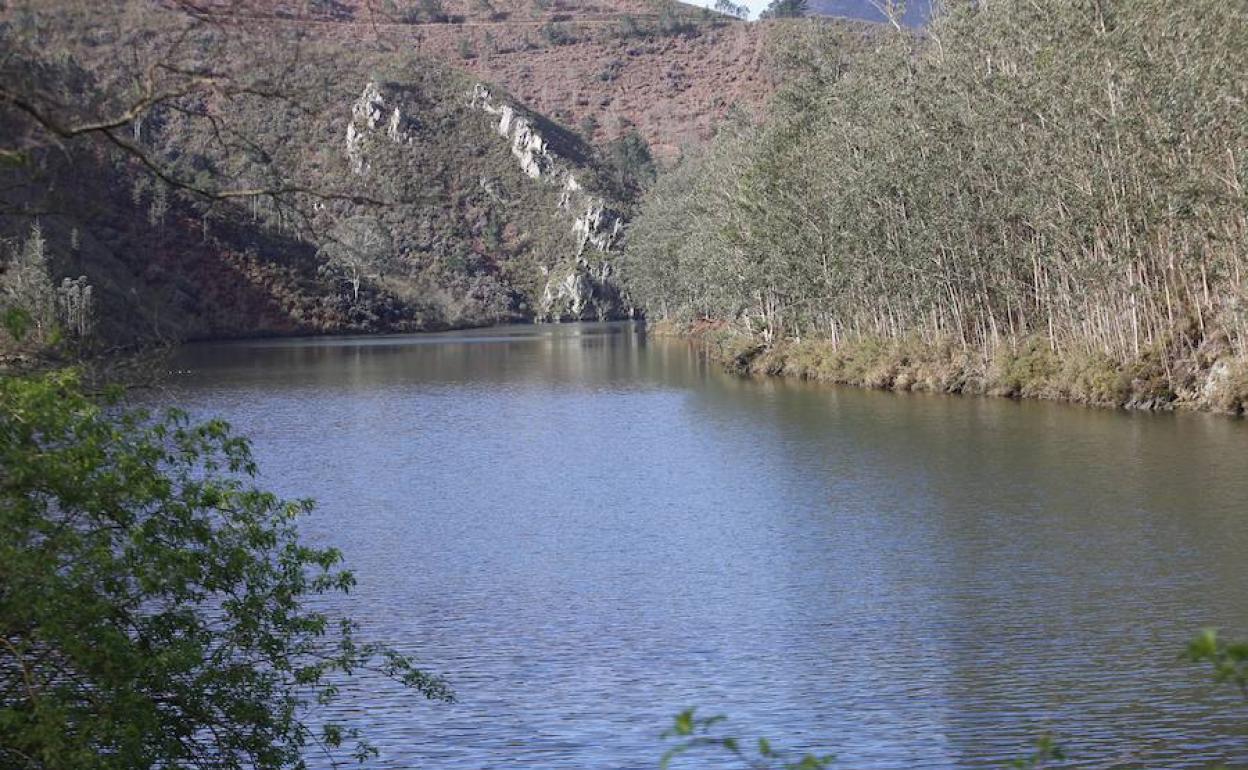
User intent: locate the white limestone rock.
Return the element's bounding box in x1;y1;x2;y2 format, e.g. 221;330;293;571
346;81;416;175
470;83;625;255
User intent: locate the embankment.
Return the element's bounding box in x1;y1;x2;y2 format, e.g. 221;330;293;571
658;320;1248;415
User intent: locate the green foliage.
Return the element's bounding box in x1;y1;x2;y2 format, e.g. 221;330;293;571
1006;735;1065;769
579;114;600;139
0;224;94;356
0;225;54;346
597;59;623;83
0;371;451;769
0;150;29;168
992;340;1059;398
1;308;32;343
661;709;834;770
759;0;808;19
614;14;646;39
611;8;707;42
419;0;449;23
657;6;702;37
602;131;658;200
1186;629;1248;698
540;21;577;46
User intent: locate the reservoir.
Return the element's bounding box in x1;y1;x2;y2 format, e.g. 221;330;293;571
162;322;1248;769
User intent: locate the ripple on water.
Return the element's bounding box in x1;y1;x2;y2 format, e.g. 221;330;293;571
158;324;1248;769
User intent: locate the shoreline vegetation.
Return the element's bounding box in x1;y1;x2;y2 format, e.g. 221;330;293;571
655;318;1248;414
620;1;1248;417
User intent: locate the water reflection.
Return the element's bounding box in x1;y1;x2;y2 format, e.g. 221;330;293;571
160;323;1248;769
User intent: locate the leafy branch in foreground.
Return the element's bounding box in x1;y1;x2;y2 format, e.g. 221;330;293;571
1002;631;1247;769
0;370;451;770
0;1;386;210
1005;734;1064;769
659;708;1073;770
660;709;833;770
1186;629;1248;699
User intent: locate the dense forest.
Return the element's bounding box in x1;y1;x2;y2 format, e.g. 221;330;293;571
619;0;1248;412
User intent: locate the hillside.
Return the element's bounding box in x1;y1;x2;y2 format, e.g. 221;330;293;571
0;0;883;356
186;0;798;160
0;1;664;351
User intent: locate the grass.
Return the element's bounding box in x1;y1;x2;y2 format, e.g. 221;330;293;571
654;320;1248;415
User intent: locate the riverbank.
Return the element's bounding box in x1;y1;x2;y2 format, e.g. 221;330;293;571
655;320;1248;415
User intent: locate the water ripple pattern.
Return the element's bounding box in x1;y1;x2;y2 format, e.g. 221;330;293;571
157;323;1248;769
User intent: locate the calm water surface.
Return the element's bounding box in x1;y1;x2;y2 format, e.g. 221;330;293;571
161;323;1248;769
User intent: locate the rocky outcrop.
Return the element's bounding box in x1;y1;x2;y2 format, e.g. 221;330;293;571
346;81;416;174
538;258;628;322
573;198;625;254
339;80;631;323
557;175;623;254
1199;357;1248;413
473;83;557;182
469;83;629;321
499;104;552;179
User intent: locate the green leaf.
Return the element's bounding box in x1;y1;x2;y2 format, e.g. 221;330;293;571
0;370;452;769
2;306;32;341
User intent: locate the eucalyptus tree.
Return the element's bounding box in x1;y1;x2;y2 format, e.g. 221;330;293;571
713;0;751;20
622;0;1248;389
759;0;809;20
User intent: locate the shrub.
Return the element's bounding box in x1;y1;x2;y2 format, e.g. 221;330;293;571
0;371;451;769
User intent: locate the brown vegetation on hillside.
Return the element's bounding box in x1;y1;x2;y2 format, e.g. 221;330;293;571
183;0;835;159
0;0;880;358
0;0;645;354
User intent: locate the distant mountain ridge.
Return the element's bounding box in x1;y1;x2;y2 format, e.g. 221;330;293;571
806;0;931;26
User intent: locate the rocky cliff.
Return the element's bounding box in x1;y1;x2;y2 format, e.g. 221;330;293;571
332;71;633;324
469;83;629;321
